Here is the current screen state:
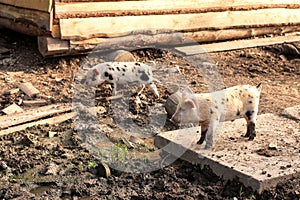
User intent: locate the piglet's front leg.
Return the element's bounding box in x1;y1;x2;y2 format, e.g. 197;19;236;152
245;122;256;140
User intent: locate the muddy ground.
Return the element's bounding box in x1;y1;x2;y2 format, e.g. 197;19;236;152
0;28;300;199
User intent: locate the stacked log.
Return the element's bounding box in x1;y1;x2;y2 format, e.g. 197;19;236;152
0;0;300;57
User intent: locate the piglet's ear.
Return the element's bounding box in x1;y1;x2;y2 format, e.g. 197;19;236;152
93;69;100;75
182;87;194;97
184;99;196;109
256;83;262;92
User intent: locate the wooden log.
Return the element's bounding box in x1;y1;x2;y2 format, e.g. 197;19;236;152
69;26;300;51
176;35;300;55
54;0;300;19
0;103;72;129
0;3;52;30
59;8;300;40
37;25;300;57
0;112;75;136
0;0;53;12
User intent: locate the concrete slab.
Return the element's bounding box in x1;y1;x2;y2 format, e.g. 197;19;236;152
281;105;300;121
154;113;300;193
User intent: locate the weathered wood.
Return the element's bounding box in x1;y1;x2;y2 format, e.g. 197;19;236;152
69;26;300;51
38;36;70;57
0;0;53;12
0;17;50;37
2;103;23;115
18;82;40;97
0;112;75;136
59;8;300;40
38;25;300;57
51;24;61;38
1;88;20;96
0;3;52;30
54;0;300;18
176;35;300;55
0;103;72;129
22;99;48;107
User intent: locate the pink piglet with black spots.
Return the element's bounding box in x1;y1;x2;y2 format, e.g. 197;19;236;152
170;83;262;149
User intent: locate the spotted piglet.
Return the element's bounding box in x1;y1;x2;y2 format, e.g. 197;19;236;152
83;62;159;97
170;83;262;148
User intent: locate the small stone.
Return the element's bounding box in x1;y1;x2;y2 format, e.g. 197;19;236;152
268;141;277;150
48;131;57;138
280;166;286;170
167;67;180;73
106;50;136;62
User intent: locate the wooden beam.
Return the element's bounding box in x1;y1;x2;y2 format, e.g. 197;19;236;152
54;0;300;18
38;36;69;57
0;17;51;36
59;8;300;40
0;0;53;12
176;35;300;55
0;103;72;129
0;3;52;30
0;112;75;136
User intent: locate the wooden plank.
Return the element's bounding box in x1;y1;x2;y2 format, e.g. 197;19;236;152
0;103;72;129
2;103;23;115
22;99;48;107
0;17;50;37
37;26;300;57
38;36;69;57
0;0;53;12
176;35;300;55
18;82;40;97
0;112;75;136
59;8;300;40
54;0;300;18
0;3;52;30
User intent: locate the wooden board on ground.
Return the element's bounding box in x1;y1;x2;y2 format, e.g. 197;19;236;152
59;8;300;39
0;103;72;129
18;82;40;97
0;112;75;136
1;103;23;115
22;99;48;107
176;35;300;55
154;111;300;193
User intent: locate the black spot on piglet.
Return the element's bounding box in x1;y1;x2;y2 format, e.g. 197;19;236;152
104;72;114;81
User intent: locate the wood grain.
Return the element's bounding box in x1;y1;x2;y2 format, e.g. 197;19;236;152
59;8;300;39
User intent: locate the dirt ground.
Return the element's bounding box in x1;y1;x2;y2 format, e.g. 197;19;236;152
0;28;300;199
